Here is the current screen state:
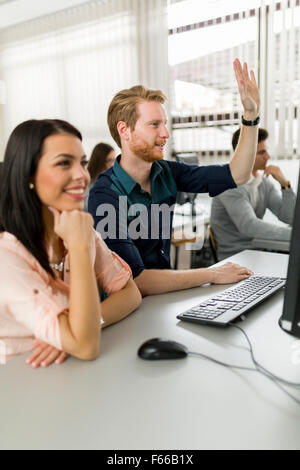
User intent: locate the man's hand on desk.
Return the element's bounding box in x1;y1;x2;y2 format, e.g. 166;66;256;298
26;341;68;368
209;262;254;285
135;263;254;297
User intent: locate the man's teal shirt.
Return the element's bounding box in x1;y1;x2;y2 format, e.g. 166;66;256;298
88;156;236;278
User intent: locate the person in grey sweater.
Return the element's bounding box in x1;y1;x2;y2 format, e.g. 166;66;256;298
211;128;296;261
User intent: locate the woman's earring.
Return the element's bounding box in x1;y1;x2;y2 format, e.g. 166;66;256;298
29;183;34;190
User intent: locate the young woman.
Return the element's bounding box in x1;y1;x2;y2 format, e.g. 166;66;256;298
85;143;115;210
88;142;115;183
0;119;141;367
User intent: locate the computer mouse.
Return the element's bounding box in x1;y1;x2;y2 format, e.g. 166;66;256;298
138;338;188;360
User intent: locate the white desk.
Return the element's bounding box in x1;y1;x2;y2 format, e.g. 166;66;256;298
172;204;209;233
252;238;290;253
1;250;300;450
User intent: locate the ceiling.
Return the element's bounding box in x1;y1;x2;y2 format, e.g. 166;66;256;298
0;0;94;30
0;0;17;5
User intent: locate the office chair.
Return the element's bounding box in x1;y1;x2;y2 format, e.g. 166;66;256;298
173;152;198;216
207;224;218;263
172;230;199;270
172;151;214;269
190;225;218;269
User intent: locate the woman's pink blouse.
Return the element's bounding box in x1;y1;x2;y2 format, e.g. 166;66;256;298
0;231;132;359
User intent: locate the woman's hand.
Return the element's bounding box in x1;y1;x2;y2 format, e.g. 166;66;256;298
26;340;68;368
210;262;254;285
48;206;101;361
233;58;260;120
48;207;94;252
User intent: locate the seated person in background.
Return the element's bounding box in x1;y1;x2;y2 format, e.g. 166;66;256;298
89;59;259;296
0;119;141;367
211;127;296;261
84;142;115;209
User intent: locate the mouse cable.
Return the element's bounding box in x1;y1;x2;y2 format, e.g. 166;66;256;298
229;323;300;407
188;324;300;407
229;323;300;388
189;347;300;407
188;351;257;373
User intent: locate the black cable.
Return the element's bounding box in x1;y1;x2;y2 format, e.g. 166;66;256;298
187;323;300;407
229;323;300;388
229;323;300;407
267;379;300;406
188;351;257;373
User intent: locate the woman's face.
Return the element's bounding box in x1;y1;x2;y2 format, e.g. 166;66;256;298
105;150;116;169
34;133;90;212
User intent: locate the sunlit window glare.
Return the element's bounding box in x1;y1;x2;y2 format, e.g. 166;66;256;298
168;0;300;159
168;17;257;65
168;0;262;29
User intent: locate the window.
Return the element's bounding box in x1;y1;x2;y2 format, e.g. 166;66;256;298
168;0;259;162
168;0;300;162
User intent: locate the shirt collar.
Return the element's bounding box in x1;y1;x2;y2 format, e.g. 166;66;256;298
112;155;137;195
247;173;263;186
150;159;163;182
112;154;163;196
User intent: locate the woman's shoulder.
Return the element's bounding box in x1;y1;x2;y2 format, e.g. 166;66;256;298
0;231;41;269
1;231;27;250
0;231;51;287
0;231;24;252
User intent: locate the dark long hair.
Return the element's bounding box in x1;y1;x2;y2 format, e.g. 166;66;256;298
0;119;82;278
87;142;114;184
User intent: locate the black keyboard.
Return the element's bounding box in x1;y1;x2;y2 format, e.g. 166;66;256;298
177;275;286;327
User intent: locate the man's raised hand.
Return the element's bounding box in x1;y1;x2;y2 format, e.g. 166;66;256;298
233;58;260;121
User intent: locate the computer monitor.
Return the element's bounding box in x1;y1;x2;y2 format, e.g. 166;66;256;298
174;152;199;166
279;170;300;338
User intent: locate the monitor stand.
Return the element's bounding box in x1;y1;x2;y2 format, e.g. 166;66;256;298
278;316;300;339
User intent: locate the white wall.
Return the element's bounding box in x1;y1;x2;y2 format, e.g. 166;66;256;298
0;0;169;161
0;0;96;158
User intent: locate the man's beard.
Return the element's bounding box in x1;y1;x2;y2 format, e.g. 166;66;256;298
129;136;165;163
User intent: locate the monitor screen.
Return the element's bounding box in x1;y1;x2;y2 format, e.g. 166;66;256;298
174;152;199;166
279;170;300;338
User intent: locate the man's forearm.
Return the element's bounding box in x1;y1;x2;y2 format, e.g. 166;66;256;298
277;188;296;225
134;268;215;297
229;122;259;186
